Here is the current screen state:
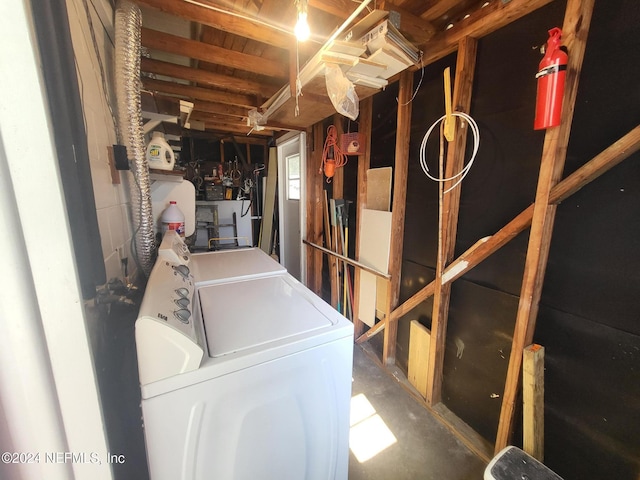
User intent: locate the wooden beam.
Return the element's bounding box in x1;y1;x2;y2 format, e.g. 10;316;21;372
377;124;640;338
523;344;545;462
495;0;595;452
140;57;279;97
134;0;293;50
190;111;246;124
204;123;271;137
353;96;373;338
420;0;465;22
192;101;248;119
141;28;288;80
552;125;640;203
377;2;436;44
331;114;345;199
306;123;324;296
426;36;477;406
141;78;257;108
419;0;554;66
382;69;413;365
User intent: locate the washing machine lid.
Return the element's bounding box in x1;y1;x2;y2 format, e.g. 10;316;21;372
198;275;334;357
191;248;286;286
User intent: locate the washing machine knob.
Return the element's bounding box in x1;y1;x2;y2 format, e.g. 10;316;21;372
175;297;190;308
173;264;190;279
175;287;189;298
174;309;191;324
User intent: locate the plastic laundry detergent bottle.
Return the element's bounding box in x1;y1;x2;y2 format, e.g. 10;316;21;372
161;201;185;238
146;131;175;170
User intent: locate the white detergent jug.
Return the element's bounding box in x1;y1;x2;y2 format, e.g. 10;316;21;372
160;201;185;238
146;131;175;171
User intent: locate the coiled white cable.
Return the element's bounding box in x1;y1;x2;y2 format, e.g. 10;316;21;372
419;111;480;193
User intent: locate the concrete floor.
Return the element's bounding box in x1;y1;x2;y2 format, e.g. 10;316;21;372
349;344;487;480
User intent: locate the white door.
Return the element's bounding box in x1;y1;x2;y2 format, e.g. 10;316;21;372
277;132;306;281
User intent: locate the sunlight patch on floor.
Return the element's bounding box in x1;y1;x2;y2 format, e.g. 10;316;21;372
349;393;398;463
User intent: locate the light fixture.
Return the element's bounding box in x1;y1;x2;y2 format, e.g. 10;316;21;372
294;0;310;42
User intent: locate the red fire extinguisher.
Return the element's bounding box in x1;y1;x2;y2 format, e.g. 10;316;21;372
534;27;568;130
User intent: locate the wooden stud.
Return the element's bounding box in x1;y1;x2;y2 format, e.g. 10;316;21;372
427;36;478;406
305;124;324;295
332;114;345;199
353;96;373;338
383;69;413;365
523;344;545;462
495;0;595;452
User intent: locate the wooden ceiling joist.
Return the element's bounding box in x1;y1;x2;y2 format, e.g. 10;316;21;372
140;57;280;97
204;122;273;136
193;101;248;118
142;78;258;108
377;2;437;44
141;27;289;80
419;0;554;65
134;0;293;50
189;111;246;124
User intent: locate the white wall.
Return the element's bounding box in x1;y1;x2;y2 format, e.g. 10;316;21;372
66;0;135;281
0;0;113;478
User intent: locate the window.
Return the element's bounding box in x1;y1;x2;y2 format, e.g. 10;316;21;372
286;153;301;200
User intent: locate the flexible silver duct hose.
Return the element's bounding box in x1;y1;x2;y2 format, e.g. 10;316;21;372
114;0;154;276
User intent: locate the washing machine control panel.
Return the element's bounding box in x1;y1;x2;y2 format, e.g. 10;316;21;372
157;229;191;265
135;250;204;385
140;259;198;336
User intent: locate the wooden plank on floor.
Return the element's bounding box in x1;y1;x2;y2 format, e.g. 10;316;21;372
427;36;478;406
495;0;595;452
383;69;413;365
408;320;430;398
523;344;545;462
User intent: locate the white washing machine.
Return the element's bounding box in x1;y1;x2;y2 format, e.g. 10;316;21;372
135;231;354;480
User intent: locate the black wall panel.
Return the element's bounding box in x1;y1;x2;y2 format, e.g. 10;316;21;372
373;0;640;476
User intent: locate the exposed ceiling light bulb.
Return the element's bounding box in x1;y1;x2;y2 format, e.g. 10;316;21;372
294;0;310;42
295;12;310;41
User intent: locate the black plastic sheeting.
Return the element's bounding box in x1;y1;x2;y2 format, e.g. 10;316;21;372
371;0;640;478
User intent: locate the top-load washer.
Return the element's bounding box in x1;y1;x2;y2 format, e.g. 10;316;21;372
135;231;354;480
190;248;286;286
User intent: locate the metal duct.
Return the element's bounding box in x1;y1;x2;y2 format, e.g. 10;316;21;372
114;0;155;275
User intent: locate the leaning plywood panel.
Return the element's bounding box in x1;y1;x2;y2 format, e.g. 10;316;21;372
366;167;392;211
357;209;392;327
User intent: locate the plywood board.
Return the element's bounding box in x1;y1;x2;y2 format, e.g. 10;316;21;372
357;209;392;327
408;320;430;398
366;167;392;211
359;271;377;327
259;147;277;253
